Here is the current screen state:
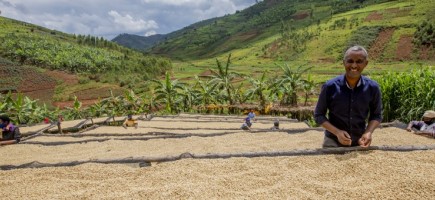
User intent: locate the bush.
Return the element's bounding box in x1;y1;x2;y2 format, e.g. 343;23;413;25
375;67;435;122
78;76;90;84
346;26;382;50
413;21;435;47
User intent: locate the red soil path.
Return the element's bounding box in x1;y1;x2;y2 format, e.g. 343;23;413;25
369;28;395;60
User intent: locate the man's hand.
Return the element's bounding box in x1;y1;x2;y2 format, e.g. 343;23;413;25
406;127;412;132
336;130;352;146
358;132;372;148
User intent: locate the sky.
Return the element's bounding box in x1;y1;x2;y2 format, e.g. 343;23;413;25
0;0;258;39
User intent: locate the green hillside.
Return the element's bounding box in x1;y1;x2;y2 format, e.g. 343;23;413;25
0;16;172;105
150;0;394;58
150;0;434;82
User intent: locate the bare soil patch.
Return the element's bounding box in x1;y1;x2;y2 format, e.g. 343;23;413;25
317;57;336;63
45;70;78;85
369;28;395;60
396;35;413;60
198;69;213;77
292;11;309;20
233;30;260;42
365;11;383;21
18;71;57;93
53;99;99;109
53;86;125;108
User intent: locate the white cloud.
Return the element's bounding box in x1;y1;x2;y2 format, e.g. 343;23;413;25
145;30;157;37
108;10;158;32
0;0;256;39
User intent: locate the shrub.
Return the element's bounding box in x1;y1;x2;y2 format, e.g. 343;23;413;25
346;26;382;50
375;67;435;122
413;20;435;47
78;76;90;84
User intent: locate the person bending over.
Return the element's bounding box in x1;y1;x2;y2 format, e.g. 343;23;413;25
123;114;138;129
406;110;435;138
0;115;21;146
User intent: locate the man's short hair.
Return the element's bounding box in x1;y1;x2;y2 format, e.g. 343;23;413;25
343;45;368;60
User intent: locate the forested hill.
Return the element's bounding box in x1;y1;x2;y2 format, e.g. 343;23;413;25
115;0;434;63
112;33;166;51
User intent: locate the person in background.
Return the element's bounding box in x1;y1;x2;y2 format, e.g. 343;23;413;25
248;109;256;121
271;119;280;131
0;115;21;145
123;114;138;129
314;45;382;148
241;117;252;131
406;110;435;138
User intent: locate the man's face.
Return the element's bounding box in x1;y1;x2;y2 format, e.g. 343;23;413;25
343;50;368;79
423;117;433;124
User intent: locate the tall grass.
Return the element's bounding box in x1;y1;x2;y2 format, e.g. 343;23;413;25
375;67;435;122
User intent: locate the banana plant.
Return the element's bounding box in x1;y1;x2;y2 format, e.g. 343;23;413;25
64;96;83;120
209;54;240;106
151;71;184;113
246;71;270;110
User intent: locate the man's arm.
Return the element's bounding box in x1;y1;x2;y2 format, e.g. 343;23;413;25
359;84;383;147
359;120;381;147
122;120;128;129
406;121;415;131
0;140;18;145
414;129;435;138
320;121;352;146
315;84;351;146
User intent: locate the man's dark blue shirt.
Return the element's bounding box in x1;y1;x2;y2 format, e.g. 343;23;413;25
314;75;382;145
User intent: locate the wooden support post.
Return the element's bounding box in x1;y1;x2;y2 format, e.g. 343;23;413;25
57;121;62;134
57;115;63;134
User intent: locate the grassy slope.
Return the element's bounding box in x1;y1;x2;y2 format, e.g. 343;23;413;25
170;0;435;84
0;16;171;105
0;17;121;103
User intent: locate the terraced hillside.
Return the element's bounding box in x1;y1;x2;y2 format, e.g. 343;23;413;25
1;114;434;199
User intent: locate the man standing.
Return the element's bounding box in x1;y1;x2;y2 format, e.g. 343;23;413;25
314;45;382;148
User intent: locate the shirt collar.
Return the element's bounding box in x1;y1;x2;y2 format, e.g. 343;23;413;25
342;75;364;89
